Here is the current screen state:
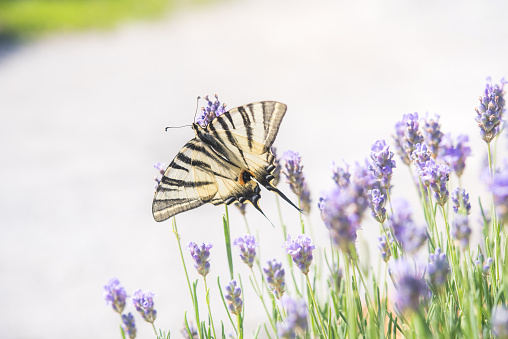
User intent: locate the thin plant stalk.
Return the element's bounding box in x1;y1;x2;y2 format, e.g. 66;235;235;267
203;276;217;338
305;274;328;338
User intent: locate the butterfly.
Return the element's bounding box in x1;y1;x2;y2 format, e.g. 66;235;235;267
152;100;302;222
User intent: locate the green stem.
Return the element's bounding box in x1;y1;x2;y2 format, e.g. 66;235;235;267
237;313;243;339
203;277;217;339
151;322;158;337
242;213;251;234
305;274;328;338
298;195;305;234
250;268;279;337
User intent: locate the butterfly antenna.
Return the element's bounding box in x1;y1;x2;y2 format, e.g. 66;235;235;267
165;124;192;131
193;96;201;122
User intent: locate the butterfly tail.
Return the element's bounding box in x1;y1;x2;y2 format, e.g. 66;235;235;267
263;183;304;214
246;193;275;227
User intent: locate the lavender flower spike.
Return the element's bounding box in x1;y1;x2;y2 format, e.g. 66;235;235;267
103;278;127;314
378;235;391;262
132;290;157;323
428;247;450;288
393;113;424;166
452;214;471;249
421;114;443;158
284;234;315;275
121;313;137;339
389;198;427;253
368;189;387;223
439;134;471;178
475;78;506;143
450;188;471;215
233;234;258;268
492;305;508;339
418;159;451;206
153;162;165;189
282;150;306;196
263;259;286;299
389;259;429;313
410;143;432;170
369;139;396;189
196;94;227;127
277;297;308;338
187;242;213;277
224;280;243;315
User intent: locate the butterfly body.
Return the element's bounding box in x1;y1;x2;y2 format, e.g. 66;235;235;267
152;101;301;222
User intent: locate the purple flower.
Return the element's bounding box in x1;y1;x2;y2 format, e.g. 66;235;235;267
450;188;471;215
332;162;351;188
393;113;424;166
299;182;312;213
121;313;137;339
475;254;494;274
181;322;199;339
368;189;387;223
389;199;427;253
452;214;471;249
271;147;282;187
277;297;308;338
378;235;392;262
410;143;432;169
283;235;315;275
491;165;508;224
389;259;429;313
475;77;506;143
187;242;213;277
492;305;508;339
428;247;449;288
283;150;306;197
233;234;258;268
132;290;157;323
368;139;396;189
196;95;227;127
224;280;243;315
421;114;443;159
439;134;471;178
319;187;361;253
263;259;286;299
104;278;127;314
153;162;165;190
417;159;451;206
234;202;247;215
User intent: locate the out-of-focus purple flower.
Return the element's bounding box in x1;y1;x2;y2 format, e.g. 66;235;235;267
368;189;387;223
181;322;199;339
328;266;343;291
475;253;494;274
450;188;471;215
332;162;351;188
368;139;396;189
299;182;312;213
234;202;247;215
439;134;471;178
421;114;443;159
475;78;506;143
393;113;425;166
153;162;165;190
428;248;449;288
263;259;286;299
283;235;315;275
283;150;306;197
224;280;243;315
104;278;127;314
271;147;282;187
492;305;508;339
491;164;508;224
417;159;451;206
233;234;257;268
319;187;361;253
410;143;432;170
452;214;471;249
378;235;392;262
389;259;430;313
121;313;137;339
196;95;226;127
132;290;157;323
277;297;308;338
389;199;427;253
187;242;213;277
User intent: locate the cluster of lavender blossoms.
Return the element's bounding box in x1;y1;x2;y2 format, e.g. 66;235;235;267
377;235;391;262
427;248;450;289
394;113;424;165
233;234;257;268
196;94;226;127
277;297;308;339
263;259;286;299
121;313;137;339
187;242;213;277
104;278;127;314
368;139;396;189
282;150;312;212
421;114;443;159
416;159;451;206
132;290;157;324
152;162;165;190
475;78;506;143
389;199;427;253
450;188;472;248
284;235;315;275
475;253;494;274
368;189;387;223
438;134;471;178
224;280;243;315
389;259;429;314
234;202;247;215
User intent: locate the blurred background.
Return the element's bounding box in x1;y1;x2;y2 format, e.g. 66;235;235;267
1;0;508;337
